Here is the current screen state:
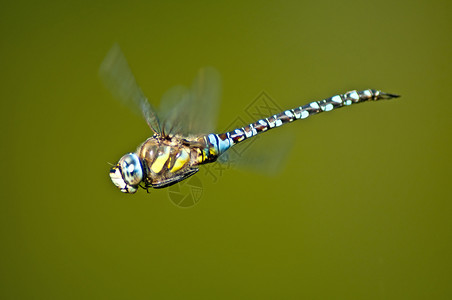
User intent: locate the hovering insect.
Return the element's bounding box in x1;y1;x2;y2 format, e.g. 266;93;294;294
100;44;399;194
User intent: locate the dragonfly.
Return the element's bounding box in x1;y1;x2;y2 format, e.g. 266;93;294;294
100;44;399;194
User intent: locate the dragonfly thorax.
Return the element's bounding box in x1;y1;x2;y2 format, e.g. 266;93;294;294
136;135;206;189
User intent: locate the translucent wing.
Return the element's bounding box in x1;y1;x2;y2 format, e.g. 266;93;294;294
215;91;294;175
99;44;161;134
217;123;294;176
159;67;221;137
158;85;191;136
187;67;221;134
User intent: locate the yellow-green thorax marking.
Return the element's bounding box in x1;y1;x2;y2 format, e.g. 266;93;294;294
137;134;218;189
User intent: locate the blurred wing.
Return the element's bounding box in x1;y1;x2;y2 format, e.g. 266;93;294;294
159;67;221;137
158;85;191;136
99;44;161;134
217;129;293;176
216;91;293;175
187;67;221;134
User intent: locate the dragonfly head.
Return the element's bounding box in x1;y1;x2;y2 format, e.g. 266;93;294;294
109;153;143;193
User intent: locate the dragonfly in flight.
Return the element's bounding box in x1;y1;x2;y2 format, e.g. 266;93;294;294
100;44;399;194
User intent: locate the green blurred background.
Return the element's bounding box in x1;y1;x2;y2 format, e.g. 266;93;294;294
1;0;451;299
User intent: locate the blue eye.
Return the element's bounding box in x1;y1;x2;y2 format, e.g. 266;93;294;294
120;153;143;186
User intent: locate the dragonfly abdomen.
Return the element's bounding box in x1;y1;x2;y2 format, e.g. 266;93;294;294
206;89;399;157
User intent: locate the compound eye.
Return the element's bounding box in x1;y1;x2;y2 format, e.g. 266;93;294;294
120;153;143;186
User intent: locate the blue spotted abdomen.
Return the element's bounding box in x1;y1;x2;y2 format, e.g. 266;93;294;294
205;89;399;156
